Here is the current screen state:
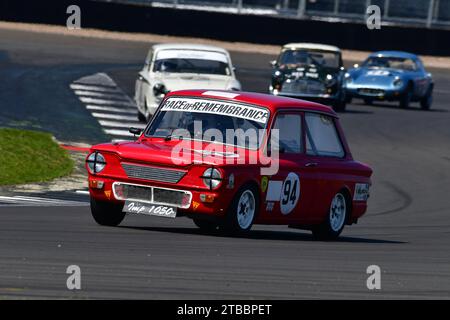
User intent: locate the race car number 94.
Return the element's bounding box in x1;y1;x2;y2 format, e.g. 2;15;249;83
123;201;177;218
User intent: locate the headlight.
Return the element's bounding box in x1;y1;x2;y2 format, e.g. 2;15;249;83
344;73;353;83
325;74;336;87
201;168;222;190
86;152;106;174
153;83;168;99
393;77;403;87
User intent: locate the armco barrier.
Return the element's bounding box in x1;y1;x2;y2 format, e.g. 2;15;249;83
1;0;449;56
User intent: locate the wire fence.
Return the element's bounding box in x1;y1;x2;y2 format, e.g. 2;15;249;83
98;0;450;28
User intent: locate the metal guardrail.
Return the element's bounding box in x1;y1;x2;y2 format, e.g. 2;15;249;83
99;0;450;28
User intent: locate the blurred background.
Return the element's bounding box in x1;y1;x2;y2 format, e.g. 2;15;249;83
99;0;450;29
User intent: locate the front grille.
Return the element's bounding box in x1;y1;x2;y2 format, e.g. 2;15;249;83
358;88;385;96
122;163;186;184
113;183;192;209
153;188;186;206
282;79;325;95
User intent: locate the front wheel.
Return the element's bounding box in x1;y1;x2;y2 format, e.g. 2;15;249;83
223;185;259;233
90;197;126;227
333;91;347;112
312;192;348;240
420;85;433;110
399;87;412;109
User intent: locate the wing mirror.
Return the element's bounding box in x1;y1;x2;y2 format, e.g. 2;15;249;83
129;127;143;137
353;63;360;68
270;60;278;67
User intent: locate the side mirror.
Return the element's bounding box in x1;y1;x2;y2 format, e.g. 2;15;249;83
270;60;277;67
353;63;359;69
129;127;143;137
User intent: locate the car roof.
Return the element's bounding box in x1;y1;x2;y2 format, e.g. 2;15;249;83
282;43;341;53
165;90;337;117
152;43;230;54
369;51;418;59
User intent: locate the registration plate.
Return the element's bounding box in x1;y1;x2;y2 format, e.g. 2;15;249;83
123;201;177;219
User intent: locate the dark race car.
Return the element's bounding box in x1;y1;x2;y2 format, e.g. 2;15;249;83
345;51;434;109
269;43;347;111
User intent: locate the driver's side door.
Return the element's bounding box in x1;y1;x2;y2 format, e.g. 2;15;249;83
260;111;319;224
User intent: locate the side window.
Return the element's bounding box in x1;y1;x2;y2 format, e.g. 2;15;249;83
272;113;302;154
305;113;344;158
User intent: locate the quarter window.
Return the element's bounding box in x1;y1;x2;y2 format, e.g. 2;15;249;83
272;113;302;154
305;113;344;158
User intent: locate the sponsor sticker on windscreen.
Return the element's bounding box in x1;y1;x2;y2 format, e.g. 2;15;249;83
161;97;270;124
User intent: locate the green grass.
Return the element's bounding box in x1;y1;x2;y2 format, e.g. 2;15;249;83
0;128;74;185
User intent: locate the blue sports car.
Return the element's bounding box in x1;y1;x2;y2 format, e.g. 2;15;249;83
345;51;433;109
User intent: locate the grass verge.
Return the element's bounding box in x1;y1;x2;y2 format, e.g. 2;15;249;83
0;128;74;185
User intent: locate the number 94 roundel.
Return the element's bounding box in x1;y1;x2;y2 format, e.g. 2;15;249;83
280;172;300;215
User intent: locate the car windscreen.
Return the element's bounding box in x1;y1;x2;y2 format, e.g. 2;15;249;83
153;50;231;75
146;97;270;149
362;57;418;71
153;58;230;75
279;49;340;68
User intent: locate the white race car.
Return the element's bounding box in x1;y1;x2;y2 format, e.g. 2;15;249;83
135;43;242;122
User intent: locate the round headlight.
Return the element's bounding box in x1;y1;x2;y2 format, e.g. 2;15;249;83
325;74;336;87
344;73;353;83
393;77;403;87
86;152;106;174
153;83;168;99
202;168;222;190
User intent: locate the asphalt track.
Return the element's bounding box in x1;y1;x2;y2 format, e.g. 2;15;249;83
1;27;450;299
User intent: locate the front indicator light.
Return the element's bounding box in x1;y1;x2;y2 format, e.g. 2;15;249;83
200;194;215;203
89;180;104;190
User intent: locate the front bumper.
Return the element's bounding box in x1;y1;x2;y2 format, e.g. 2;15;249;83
346;85;404;101
88;177;230;217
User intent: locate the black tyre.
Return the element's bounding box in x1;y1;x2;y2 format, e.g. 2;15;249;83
223;185;259;233
420;85;433;110
90;197;126;227
345;95;353;104
312;192;348;240
333;91;347;112
363;98;373;105
399;86;413;109
193;218;219;232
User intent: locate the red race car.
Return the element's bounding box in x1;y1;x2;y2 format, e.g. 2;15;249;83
86;90;372;240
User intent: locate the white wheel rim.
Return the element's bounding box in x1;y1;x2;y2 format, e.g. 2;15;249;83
329;193;346;232
237;190;255;230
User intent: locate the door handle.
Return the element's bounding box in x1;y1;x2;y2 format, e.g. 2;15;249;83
305;162;318;168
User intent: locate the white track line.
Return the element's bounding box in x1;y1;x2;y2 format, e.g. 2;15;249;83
79;97;136;107
71;73;144;141
70;84;122;93
98;120;145;129
74;90;130;101
91;113;138;121
0;196;88;207
86;105;137;114
104;129;137;137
